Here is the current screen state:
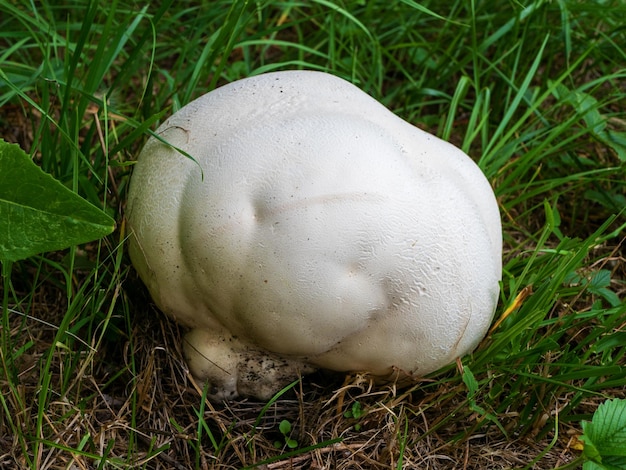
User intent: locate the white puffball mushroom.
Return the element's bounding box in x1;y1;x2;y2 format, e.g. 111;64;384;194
127;70;502;401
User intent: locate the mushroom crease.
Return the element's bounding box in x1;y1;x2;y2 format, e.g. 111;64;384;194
127;70;502;401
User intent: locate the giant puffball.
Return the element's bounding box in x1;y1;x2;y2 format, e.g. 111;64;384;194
127;70;502;400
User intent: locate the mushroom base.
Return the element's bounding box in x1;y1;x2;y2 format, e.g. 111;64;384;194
183;328;316;401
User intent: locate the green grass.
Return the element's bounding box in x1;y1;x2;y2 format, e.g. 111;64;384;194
1;0;625;468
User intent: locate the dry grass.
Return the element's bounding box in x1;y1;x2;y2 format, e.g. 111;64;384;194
2;270;607;469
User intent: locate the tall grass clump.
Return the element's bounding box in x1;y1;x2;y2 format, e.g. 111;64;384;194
1;0;624;468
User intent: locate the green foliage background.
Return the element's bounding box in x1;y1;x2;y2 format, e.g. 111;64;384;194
0;0;624;468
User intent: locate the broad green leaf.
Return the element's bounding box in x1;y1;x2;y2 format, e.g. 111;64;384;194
583;462;603;470
602;456;626;469
590;399;626;456
584;457;626;470
580;422;602;464
581;399;626;468
0;140;115;262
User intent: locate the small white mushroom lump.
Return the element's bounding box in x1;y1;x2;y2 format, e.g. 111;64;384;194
127;70;502;401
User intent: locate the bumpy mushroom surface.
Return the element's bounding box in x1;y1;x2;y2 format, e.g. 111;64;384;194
127;70;502;401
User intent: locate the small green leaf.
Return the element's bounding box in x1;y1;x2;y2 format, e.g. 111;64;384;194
551;83;626;161
276;420;298;448
462;365;479;397
585;270;621;307
552;82;605;134
589;270;611;289
593;287;621;307
278;420;291;435
598;130;626;162
0;140;115;262
351;402;363;419
344;401;365;421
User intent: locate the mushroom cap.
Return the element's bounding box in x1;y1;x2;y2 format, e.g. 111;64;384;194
127;70;502;396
